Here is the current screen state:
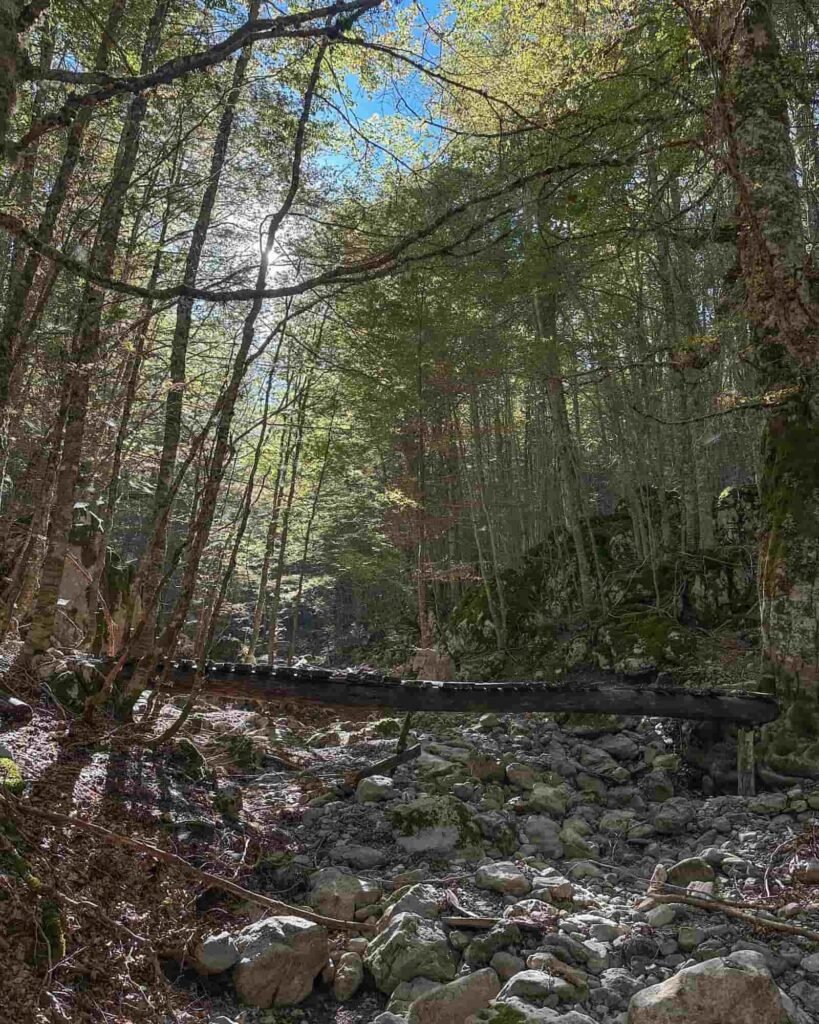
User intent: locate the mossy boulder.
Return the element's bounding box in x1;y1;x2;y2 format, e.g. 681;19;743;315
389;795;483;857
595;615;696;674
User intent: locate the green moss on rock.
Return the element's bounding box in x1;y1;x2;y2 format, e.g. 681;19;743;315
0;756;23;794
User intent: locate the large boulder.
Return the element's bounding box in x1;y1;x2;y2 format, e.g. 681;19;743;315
627;952;791;1024
407;968;501;1024
231;916;328;1007
308;867;381;920
389;796;482;856
365;912;458;994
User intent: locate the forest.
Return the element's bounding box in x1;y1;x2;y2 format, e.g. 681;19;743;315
0;1;818;1022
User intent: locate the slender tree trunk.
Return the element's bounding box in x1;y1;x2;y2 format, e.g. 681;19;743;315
133;0;261;657
288;397;336;662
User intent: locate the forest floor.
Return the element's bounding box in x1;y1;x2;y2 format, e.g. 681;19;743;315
3;638;819;1024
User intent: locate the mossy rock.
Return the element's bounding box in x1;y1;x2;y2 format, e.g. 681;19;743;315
0;756;23;795
388;795;483;857
596;614;697;674
46;664;104;713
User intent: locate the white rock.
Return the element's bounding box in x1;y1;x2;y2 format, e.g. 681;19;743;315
232;916;328;1007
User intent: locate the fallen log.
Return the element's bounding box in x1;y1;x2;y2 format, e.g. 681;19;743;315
108;661;780;727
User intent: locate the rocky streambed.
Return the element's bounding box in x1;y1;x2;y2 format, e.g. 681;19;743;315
178;709;819;1024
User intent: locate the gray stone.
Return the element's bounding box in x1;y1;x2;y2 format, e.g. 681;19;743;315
524;816;565;858
390;796;481;855
382;883;442;923
330;844;387;869
645;905;675;928
652;798;694;834
357;775;396;803
497;968;585;1006
407;968;501;1024
666;857;715;888
490;951;527;981
194;931;239;975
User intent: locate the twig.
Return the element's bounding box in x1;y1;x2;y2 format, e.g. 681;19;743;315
637;890;819;943
351;743;422;786
11;797;371;933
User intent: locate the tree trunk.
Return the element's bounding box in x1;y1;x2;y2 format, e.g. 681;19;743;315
132;0;261;657
689;2;819;728
27;0;170;652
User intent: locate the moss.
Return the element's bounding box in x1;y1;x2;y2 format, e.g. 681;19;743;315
39;898;66;962
388;795;482;849
0;756;23;795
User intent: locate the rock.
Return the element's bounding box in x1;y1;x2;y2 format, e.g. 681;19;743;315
601;968;642;1002
389;977;443;1014
528;784;568;816
748;792;788;815
559;819;598;859
232;916;328;1007
464;922;521;968
531;868;574;902
357;775;396;803
666;857;715;888
373;1014;412;1024
790;979;819;1015
470;756;507;783
194;931;239;975
491;951;527;981
365;913;458;994
407;968;501;1024
652;798;694;834
334;951;365;1001
390;796;482;856
523;816;565;858
309;867;382;920
330;844;387;869
507;763;538;789
790;857;819;884
476;862;532;897
505;899;556;923
627;952;791;1024
598;734;639;761
800;952;819;973
676;925;705;952
382;883;442;924
643;770;674;803
645;905;675;928
497;968;586;1006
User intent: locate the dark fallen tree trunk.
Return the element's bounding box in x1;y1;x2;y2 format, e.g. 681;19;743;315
105;661;780;726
